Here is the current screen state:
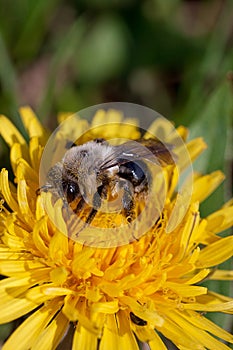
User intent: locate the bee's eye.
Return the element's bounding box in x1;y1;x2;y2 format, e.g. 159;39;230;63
119;161;147;186
65;182;79;203
127;162;145;182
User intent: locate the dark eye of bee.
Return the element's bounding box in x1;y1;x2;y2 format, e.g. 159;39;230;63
130;312;147;326
63;181;79;203
119;160;147;186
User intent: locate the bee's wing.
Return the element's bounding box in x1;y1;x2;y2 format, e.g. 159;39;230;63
100;138;175;170
137;138;176;165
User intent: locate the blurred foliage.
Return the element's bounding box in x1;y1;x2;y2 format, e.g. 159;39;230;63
0;0;233;346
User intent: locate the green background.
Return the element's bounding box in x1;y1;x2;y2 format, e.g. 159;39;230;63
0;0;232;347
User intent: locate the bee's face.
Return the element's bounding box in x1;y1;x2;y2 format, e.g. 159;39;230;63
61;141;112;206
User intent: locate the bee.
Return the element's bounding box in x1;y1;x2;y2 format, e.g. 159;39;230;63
42;137;174;228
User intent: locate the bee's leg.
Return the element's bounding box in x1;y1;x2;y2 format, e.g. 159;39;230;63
74;198;85;213
77;185;105;232
84;208;98;225
73;202;98;238
85;184;106;223
118;179;135;222
69;192;99;238
39;162;64;198
134;177;148;193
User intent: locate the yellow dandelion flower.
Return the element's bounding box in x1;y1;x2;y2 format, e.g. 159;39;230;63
0;105;233;350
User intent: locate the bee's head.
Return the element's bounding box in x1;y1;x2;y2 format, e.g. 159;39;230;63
62;143;100;206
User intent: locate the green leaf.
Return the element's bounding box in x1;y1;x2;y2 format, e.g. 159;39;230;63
0;33;18;114
188;80;233;216
13;0;60;61
189;81;232;173
38;17;87;119
76;15;129;83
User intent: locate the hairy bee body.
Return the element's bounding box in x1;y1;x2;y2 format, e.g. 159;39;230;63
43;138;174;225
